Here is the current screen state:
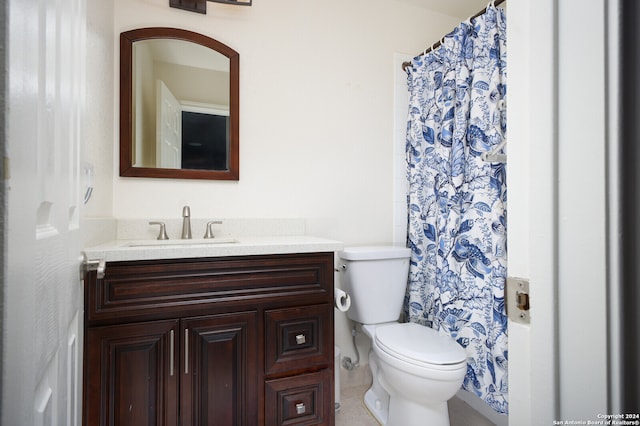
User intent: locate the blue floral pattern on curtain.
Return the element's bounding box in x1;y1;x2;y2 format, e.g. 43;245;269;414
404;5;508;415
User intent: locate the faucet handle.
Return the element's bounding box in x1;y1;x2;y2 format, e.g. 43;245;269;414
149;221;169;240
203;221;223;239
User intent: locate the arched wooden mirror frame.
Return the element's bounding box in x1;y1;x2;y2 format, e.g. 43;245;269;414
120;27;239;180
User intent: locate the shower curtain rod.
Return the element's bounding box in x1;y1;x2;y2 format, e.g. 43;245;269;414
401;0;507;71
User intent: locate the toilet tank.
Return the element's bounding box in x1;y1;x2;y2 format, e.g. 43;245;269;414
338;246;411;325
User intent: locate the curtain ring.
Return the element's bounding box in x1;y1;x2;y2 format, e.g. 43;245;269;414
424;43;433;55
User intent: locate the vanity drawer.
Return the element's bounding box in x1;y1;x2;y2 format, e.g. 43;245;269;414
265;304;332;375
86;252;333;325
265;369;332;426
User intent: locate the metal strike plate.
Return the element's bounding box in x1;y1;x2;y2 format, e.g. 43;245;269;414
506;277;530;324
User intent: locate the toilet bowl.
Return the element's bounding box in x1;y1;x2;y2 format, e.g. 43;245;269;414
370;322;467;426
338;246;468;426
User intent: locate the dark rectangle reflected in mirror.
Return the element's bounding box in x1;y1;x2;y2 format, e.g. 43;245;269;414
120;27;239;180
181;110;229;170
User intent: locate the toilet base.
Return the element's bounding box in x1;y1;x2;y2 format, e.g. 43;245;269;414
362;347;389;424
363;387;388;425
387;396;450;426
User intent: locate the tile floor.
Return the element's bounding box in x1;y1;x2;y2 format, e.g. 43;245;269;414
335;367;498;426
335;384;380;426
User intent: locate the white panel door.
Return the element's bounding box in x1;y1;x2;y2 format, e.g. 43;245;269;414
3;0;86;424
157;79;182;168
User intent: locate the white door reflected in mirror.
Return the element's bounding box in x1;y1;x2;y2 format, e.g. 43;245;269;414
156;80;181;169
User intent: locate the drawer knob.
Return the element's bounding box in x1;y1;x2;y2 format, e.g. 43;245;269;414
295;334;306;345
295;402;306;415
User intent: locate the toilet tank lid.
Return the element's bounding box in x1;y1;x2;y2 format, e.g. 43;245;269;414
339;245;411;261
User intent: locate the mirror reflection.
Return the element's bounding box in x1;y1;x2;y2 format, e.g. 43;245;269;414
133;39;230;170
120;28;239;180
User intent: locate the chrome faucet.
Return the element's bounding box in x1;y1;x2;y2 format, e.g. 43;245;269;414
181;206;192;239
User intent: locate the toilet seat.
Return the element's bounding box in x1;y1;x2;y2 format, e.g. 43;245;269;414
375;322;466;368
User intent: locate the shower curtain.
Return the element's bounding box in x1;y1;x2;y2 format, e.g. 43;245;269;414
404;4;508;414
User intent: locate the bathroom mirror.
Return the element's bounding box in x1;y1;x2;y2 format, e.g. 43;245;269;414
120;27;239;180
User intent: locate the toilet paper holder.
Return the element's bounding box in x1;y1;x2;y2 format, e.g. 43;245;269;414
334;287;351;312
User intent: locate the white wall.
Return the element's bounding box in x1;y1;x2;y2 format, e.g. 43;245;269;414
104;0;462;247
84;0;116;219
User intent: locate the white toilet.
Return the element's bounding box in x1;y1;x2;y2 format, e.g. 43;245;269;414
339;246;467;426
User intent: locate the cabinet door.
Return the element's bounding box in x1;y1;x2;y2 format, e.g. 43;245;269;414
85;320;179;426
180;311;258;426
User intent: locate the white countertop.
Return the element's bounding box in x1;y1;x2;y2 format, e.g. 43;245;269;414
83;235;344;262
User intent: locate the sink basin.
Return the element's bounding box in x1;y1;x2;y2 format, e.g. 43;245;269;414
124;237;237;248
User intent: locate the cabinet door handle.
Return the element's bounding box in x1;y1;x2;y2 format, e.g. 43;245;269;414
295;403;306;415
169;330;175;376
184;329;189;374
295;334;306;345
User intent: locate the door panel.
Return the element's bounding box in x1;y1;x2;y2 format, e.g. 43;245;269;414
181;312;258;426
4;0;86;423
85;320;179;426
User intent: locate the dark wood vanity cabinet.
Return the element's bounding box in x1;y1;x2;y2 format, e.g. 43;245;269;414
83;252;335;426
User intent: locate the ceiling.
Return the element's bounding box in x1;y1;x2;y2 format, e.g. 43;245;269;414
399;0;495;19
